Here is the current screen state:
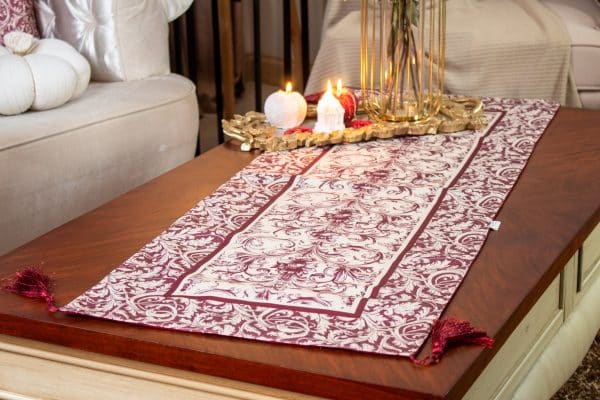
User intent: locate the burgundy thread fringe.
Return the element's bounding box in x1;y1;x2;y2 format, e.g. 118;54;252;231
2;266;58;312
410;318;494;366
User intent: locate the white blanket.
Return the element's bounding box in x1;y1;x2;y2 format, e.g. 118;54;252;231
306;0;581;107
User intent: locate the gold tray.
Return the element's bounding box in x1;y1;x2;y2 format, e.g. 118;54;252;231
223;96;487;152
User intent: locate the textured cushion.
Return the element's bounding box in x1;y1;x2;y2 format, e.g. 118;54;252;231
34;0;170;82
0;74;199;255
543;0;600;91
0;0;39;45
543;0;600;109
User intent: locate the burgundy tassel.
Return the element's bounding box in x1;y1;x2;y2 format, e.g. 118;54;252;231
410;318;494;366
2;267;58;312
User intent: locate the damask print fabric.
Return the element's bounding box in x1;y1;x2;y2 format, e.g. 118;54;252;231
61;98;558;357
0;0;39;45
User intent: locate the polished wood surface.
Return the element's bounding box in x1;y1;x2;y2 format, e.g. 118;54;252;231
1;108;599;400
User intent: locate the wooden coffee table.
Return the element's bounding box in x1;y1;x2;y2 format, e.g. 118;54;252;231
0;107;598;400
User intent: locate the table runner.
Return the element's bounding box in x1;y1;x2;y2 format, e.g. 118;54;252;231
61;98;558;357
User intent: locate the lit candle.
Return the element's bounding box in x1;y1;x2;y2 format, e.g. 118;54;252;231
334;79;357;126
314;80;345;133
336;79;343;97
263;82;307;130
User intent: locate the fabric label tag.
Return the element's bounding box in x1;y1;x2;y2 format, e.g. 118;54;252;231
489;220;502;231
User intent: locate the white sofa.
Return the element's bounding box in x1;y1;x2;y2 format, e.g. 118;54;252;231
0;1;199;255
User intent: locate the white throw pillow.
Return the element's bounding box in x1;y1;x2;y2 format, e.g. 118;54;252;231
34;0;192;82
161;0;194;21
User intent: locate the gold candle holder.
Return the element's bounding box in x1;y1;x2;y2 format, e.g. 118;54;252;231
360;0;446;122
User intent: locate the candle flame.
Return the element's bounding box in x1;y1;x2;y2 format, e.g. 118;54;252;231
285;82;292;93
336;79;343;96
326;80;332;94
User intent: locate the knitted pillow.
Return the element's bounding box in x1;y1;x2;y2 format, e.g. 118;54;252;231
0;0;39;45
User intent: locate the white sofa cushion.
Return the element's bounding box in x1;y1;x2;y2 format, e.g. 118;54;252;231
0;74;194;151
0;74;199;255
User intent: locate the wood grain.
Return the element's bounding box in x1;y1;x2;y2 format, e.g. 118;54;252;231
1;108;599;400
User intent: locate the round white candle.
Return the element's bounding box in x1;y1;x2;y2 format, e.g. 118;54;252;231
263;82;307;130
314;80;345;133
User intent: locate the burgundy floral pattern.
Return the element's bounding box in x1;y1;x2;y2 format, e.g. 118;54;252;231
0;0;39;45
61;98;558;357
170;175;442;314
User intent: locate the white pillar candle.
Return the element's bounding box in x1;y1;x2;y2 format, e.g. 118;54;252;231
314;80;345;133
264;82;307;130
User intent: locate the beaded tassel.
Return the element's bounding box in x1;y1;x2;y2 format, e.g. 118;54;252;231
411;318;494;366
2;266;58;312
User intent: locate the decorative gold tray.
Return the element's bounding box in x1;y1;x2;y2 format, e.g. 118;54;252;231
223;96;487;152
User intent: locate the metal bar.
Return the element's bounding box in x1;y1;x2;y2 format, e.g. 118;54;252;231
290;1;303;89
168;23;177;73
283;0;292;83
253;0;262;111
218;0;236;121
184;6;201;155
300;0;309;90
185;6;198;84
172;20;183;74
211;0;225;144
